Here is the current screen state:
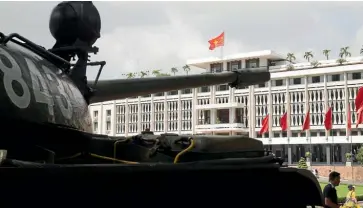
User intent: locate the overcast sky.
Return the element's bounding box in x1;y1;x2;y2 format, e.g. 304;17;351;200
1;1;363;80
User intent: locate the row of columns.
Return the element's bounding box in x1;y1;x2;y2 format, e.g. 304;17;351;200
120;85;239;136
264;72;352;140
287;145;344;165
109;71;354;138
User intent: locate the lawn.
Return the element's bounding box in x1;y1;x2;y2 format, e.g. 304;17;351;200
320;183;363;198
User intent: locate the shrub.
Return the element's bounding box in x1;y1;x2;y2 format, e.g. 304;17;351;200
287;64;294;70
336;58;347;65
305;152;311;158
356;147;363;165
310;60;321;68
298;157;308;169
338;195;363;203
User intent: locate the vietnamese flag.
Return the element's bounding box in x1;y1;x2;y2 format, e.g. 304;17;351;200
280;112;288;131
356;105;363;127
208;32;225;50
355;87;363;111
355;88;363;127
324;107;333;131
259;114;269;135
302;108;310;131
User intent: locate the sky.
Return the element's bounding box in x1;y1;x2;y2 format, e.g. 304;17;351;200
1;1;363;80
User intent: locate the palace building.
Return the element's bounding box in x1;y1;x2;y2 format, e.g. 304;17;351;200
89;50;363;165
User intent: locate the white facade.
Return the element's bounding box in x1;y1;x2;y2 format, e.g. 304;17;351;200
89;50;363;164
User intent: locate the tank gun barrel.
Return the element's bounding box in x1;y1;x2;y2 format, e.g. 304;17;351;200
88;68;270;103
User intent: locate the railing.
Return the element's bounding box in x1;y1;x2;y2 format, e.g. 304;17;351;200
196;123;248;130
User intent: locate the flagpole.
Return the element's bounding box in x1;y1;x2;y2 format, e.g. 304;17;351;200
351;134;354;185
221;30;224;60
332;129;335;171
310;134;312;168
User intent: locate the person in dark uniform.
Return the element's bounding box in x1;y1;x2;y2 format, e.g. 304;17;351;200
323;171;341;208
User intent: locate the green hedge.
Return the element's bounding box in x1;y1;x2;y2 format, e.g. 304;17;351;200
338;195;363;203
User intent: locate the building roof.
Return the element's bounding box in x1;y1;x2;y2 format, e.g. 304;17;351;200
186;50;285;69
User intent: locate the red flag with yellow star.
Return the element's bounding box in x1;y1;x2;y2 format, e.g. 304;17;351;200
208;32;224;50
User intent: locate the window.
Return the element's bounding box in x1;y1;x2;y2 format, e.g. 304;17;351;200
167;90;178;95
332;74;340;81
204;110;211;124
293;78;301;85
154;92;163;96
227;60;241;71
217;84;229;91
268;59;277;66
235;109;244;123
93;122;98;132
93;111;98;118
236;86;248;90
217;109;229;123
258;83;266;88
210;63;223;73
246;58;260;68
106;121;111;130
106;110;112;132
275;80;283;86
182;89;192;94
273;133;280;138
312;76;320;83
199;86;210;92
353;73;361;80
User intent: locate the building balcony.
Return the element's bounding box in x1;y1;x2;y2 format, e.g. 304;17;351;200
195;123;248;133
195;102;245;110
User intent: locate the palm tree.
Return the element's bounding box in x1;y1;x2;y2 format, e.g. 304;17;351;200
171;67;178;76
360;45;363;55
139;71;148;78
126;72;135;79
339;46;351;58
182;65;191;75
152;69;161;76
323;49;331;60
303;51;313;62
286;53;296;63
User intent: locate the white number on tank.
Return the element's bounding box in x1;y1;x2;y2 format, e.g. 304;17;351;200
0;47;31;108
42;66;73;120
66;81;86;107
25;58;55;117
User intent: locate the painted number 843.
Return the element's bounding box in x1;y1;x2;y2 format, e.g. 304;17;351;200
0;47;83;120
